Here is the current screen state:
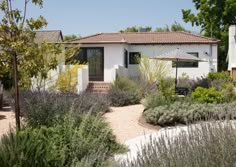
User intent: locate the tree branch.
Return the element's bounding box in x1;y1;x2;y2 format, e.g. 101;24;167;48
22;0;30;26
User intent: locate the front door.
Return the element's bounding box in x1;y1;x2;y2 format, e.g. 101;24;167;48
87;48;104;81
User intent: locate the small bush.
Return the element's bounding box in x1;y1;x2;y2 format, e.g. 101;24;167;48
208;71;232;81
20;91;110;127
144;102;236;126
108;76;142;107
0;128;63;167
114;76;139;92
119;121;236;167
192;87;223;103
221;83;236;102
144;78;176;109
108;87;141;107
0;114;125;167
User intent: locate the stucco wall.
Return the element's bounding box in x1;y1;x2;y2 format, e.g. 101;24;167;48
128;44;218;79
80;43;218;82
81;44;127;82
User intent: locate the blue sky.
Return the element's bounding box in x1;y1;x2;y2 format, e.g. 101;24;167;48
14;0;200;36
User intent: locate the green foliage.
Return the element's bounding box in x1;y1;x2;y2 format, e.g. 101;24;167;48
63;34;80;41
55;65;83;93
0;128;63;167
208;71;232;81
182;0;236;70
108;77;142;107
154;22;189;32
0;113;125;167
0;0;62;90
108;87;141;107
120;26;152;32
114;76;139;92
192;87;223;103
119;121;236;167
144;78;176;108
20;91;110;128
144;102;236;126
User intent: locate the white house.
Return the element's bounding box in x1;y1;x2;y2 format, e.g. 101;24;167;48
66;32;219;93
227;25;236;80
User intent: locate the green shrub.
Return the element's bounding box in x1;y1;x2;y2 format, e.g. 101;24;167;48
108;87;141;107
144;102;236;126
144;78;176;109
108;76;142;107
118;121;236;167
0;114;125;167
0;128;63;167
20;91;110;127
208;71;232;81
114;76;139;92
192;87;223;103
221;83;236;102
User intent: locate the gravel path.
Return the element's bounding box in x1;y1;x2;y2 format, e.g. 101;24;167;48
0;108;15;139
104;104;159;143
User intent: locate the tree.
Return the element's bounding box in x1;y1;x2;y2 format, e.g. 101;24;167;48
63;34;80;41
0;0;59;130
182;0;236;71
154;22;189;32
120;26;152;32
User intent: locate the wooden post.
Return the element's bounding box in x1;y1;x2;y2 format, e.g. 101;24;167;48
12;52;21;130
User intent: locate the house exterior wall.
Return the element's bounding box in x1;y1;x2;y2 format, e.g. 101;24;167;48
228;25;236;72
81;44;127;82
128;44;218;79
81;43;218;83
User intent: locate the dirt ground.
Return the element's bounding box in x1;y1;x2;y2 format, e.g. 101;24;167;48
104;104;160;143
0;107;15;139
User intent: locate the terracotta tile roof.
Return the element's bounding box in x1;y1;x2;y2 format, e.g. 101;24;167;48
67;32;219;44
34;30;63;43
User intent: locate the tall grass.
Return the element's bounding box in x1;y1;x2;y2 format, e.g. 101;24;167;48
118;121;236;167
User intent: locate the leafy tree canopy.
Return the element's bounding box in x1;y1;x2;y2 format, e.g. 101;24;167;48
154;22;189;32
0;0;63;89
182;0;236;71
63;34;80;41
120;26;152;32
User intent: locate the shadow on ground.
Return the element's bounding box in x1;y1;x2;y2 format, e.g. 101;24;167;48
0;115;6;120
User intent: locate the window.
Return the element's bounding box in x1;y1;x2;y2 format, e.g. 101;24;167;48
124;50;128;68
66;48;88;64
172;52;199;68
129;52;141;64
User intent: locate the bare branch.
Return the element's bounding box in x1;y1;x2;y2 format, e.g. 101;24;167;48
22;0;30;26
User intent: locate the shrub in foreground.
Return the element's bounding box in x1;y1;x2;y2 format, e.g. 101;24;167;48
119;121;236;167
0;114;125;167
144;102;236;126
20;91;110;127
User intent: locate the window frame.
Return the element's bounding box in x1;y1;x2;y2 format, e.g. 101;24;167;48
172;52;199;68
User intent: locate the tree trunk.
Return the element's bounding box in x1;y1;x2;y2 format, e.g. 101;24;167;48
12;52;21;130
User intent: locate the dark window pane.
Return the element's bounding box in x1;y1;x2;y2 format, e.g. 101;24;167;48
172;52;199;68
124;50;128;68
129;52;141;64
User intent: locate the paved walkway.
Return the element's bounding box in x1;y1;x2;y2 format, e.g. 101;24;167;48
0;108;15;139
104;104;159;143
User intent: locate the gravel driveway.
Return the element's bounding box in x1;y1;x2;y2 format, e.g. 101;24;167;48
0;108;15;139
104;104;159;143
